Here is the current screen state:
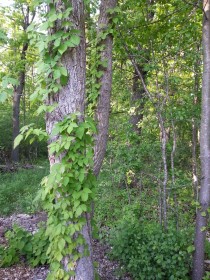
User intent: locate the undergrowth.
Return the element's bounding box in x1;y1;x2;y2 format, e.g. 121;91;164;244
0;162;49;216
0;224;49;267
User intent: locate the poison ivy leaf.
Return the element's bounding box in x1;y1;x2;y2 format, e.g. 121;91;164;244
60;75;68;86
55;251;63;262
70;35;80;46
54;69;61;79
63;177;69;186
58;238;65;251
76;126;85;139
78;171;85;183
75;206;83;217
58;44;68;55
65;35;80;48
49;13;58;22
54;38;61;48
67;123;78;134
59;67;68;76
81;192;88;202
39;21;49;31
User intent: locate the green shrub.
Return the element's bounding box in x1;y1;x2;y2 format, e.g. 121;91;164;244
110;221;193;280
0;224;49;267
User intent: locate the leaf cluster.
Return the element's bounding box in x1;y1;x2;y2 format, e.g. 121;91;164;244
0;224;49;268
110;221;193;280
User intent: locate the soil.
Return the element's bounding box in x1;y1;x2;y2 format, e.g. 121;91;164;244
0;213;131;280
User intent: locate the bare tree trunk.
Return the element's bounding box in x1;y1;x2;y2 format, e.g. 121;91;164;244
192;1;210;279
11;6;35;162
192;45;201;202
158;114;168;230
11;43;28;162
170;120;179;230
192;119;199;201
93;0;117;177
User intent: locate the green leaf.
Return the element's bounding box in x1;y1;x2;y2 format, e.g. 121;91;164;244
55;251;63;262
58;44;68;55
81;192;88;202
54;38;61;48
24;243;33;252
52;125;60;136
54;69;61;79
76;127;85;139
83;187;92;194
0;92;8;103
49;13;58;22
187;245;195;253
70;35;80;46
75;206;83;217
58;238;65;251
65;35;80;48
63;177;69;186
67;123;78;134
14;134;24;148
59;67;68;77
78;172;85;183
201;211;206;217
60;75;68;86
201;226;207;232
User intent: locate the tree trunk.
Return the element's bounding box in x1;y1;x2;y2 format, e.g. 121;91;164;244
93;0;117;177
192;44;201;202
11;43;28;162
158;113;168;230
130;67;145;135
45;1;94;279
11;6;35;162
192;1;210;279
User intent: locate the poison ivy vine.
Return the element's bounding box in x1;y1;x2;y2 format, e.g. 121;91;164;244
41;115;96;280
27;0;97;279
86;6;120;114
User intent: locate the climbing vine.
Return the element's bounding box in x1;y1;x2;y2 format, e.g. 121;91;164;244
28;1;97;279
42;115;96;280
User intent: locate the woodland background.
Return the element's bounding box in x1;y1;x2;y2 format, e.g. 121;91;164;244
0;0;209;280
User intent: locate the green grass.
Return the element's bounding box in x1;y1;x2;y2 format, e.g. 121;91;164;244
0;162;49;216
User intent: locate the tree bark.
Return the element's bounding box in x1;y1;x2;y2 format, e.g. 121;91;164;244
158;113;168;230
45;1;94;279
93;0;117;177
192;44;201;202
192;1;210;279
11;42;28;162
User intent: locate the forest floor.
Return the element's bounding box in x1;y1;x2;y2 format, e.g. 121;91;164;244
0;212;132;280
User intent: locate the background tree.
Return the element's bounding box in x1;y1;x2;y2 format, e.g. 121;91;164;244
192;0;210;279
0;0;36;162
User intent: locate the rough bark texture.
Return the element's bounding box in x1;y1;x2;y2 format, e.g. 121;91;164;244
45;1;94;279
192;1;210;279
93;0;117;177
